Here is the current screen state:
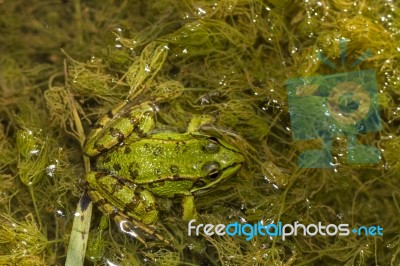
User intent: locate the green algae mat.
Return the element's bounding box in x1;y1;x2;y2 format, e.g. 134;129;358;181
1;1;399;265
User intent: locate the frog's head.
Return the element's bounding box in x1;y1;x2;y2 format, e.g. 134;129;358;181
190;136;245;194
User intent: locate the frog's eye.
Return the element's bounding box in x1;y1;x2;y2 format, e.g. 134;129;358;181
209;171;220;180
203;162;220;180
203;138;220;154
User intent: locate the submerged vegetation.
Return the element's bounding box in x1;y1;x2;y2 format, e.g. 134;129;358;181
1;0;400;265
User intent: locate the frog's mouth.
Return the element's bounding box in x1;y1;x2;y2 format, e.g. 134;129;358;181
191;163;242;196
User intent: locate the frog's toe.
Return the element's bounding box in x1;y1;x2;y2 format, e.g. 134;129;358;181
114;213;171;246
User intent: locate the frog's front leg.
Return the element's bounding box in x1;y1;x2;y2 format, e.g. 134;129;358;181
84;102;156;156
181;195;198;222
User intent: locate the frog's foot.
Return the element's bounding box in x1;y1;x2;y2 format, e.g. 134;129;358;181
187;114;216;133
112;212;171;246
84;102;156;156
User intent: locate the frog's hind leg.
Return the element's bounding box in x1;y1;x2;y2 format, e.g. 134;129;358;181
86;172;169;245
89;101;130;139
84;101;156;156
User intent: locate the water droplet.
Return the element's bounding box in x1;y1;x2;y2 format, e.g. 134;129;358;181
46;164;56;177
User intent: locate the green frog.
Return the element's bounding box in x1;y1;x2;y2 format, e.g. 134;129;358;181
83;100;244;244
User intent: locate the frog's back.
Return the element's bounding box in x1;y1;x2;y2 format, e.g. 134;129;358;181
95;132;226;184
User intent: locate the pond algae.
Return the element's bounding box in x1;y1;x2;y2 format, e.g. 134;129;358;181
0;0;399;265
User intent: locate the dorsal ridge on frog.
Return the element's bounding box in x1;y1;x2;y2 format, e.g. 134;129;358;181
83;100;244;244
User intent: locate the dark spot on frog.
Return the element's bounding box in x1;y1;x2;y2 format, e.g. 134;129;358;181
94;143;106;152
129;195;155;214
111;180;124;194
129;161;139;169
194;180;207;188
129;169;139;179
125;200;140;212
174;143;180;151
143;143;150;150
153;147;163;156
125;199;155;214
109;127;124;142
113;163;122;171
124;146;131;154
170;165;179;174
101;202;118;216
128;116;139;125
94;172;105;179
144;204;156;213
135;128;147;138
